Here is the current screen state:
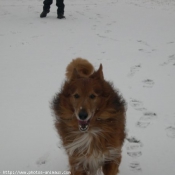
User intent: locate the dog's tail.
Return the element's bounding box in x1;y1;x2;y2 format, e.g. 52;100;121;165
65;58;94;80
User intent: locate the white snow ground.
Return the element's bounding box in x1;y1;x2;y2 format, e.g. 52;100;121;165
0;0;175;174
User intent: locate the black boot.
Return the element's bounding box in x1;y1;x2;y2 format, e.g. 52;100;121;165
57;13;65;19
40;9;50;18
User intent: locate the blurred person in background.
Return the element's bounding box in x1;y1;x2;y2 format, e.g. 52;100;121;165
40;0;65;19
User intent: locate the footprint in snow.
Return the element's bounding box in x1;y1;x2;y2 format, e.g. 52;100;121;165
142;79;154;88
126;137;143;158
129;98;146;111
96;34;106;38
166;126;175;138
137;40;149;46
129;161;142;172
167;41;174;44
36;153;49;166
138;48;155;54
160;54;175;66
136;112;157;128
128;64;141;77
126;137;143;172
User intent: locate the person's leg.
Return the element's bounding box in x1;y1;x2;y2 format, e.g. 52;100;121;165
56;0;65;19
40;0;53;18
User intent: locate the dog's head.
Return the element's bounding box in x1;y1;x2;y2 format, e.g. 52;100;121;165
70;64;104;132
53;63;125;133
62;64;107;132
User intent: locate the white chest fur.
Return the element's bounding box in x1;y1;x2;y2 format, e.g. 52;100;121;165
65;130;121;175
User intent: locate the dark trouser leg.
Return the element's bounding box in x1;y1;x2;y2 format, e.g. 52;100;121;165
43;0;53;11
56;0;65;14
40;0;53;17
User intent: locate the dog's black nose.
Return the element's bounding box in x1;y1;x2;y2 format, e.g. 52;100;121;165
78;109;88;120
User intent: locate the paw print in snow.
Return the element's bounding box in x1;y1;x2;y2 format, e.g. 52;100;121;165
136;112;157;128
128;64;141;77
126;137;143;158
129;98;146;111
142;79;154;88
130;161;142;172
166;126;175;138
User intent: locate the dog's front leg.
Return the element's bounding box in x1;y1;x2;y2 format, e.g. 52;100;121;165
70;171;87;175
102;158;121;175
70;168;87;175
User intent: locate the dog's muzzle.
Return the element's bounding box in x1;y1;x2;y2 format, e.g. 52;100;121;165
78;119;90;131
77;109;90;131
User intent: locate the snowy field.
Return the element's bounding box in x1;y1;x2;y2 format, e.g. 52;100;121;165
0;0;175;174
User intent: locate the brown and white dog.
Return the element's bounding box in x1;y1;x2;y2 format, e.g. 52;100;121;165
52;58;126;175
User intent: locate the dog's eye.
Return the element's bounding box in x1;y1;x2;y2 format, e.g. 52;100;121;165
74;94;80;99
89;94;96;99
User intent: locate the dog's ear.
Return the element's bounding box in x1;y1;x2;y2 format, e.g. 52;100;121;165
70;68;81;80
91;64;104;80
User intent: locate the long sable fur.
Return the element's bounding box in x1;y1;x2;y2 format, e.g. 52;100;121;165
51;58;126;175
